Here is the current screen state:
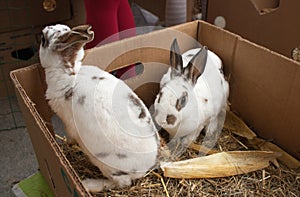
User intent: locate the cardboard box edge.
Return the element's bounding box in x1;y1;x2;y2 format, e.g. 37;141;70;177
10;65;91;197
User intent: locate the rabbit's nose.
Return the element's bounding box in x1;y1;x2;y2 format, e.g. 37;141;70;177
166;114;176;125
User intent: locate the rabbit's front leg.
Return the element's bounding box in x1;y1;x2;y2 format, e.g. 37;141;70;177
202;108;226;151
181;128;202;148
110;172;132;188
65;125;79;145
166;127;202;158
82;178;115;192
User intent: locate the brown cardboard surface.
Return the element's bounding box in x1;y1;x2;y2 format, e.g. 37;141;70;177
11;65;90;197
0;0;72;33
11;20;300;196
1;0;85;99
0;27;40;98
206;0;300;60
230;39;300;161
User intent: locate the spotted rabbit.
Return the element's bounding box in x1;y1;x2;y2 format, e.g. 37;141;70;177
39;24;160;192
154;39;229;152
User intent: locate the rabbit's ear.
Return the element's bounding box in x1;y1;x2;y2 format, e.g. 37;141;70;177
54;25;94;51
183;46;208;85
71;25;94;41
170;39;183;78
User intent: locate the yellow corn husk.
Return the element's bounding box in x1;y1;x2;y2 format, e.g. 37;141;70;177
188;143;219;155
224;111;257;139
250;137;300;169
161;151;279;179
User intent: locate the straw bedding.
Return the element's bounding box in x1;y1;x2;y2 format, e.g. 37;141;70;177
57;117;300;197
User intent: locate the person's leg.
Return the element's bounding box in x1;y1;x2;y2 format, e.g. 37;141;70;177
117;0;136;39
114;0;137;79
84;0;119;49
84;0;136;79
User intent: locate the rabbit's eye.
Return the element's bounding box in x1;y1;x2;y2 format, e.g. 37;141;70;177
176;91;188;111
41;35;45;45
41;34;47;47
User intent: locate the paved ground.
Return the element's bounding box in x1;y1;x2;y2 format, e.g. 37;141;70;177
0;96;37;197
0;93;67;197
0;128;38;197
0;119;65;197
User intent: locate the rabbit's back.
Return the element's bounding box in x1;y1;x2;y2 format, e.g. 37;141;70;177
71;65;159;170
193;49;228;115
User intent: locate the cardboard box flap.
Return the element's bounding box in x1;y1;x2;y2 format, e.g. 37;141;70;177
9;65;53;125
10;66;90;197
196;21;239;76
83;21;200;71
193;21;300;160
230;36;300;160
125;62;169;107
207;0;300;58
83;21;201;106
250;0;280;14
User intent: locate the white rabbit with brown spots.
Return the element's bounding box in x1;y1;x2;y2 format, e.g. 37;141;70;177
39;24;160;192
154;39;229;152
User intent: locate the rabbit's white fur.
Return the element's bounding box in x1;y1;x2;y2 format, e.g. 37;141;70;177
154;39;229;148
39;24;160;192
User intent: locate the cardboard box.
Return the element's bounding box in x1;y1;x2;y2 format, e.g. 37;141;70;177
10;20;300;196
206;0;300;60
0;0;72;33
0;0;85;99
0;27;41;98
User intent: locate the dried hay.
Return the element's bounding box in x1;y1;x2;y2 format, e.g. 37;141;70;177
292;47;300;62
56;111;300;196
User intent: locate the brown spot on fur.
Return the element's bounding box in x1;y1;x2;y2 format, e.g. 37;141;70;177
116;153;127;159
129;94;147;119
166;114;177;125
92;76;105;80
78;95;86;105
146;117;151;124
96;152;109;158
65;87;73;100
139;108;146;119
56;31;84;69
60;45;81;69
55;27;93;69
111;171;128;176
219;67;224;74
129;94;142;108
